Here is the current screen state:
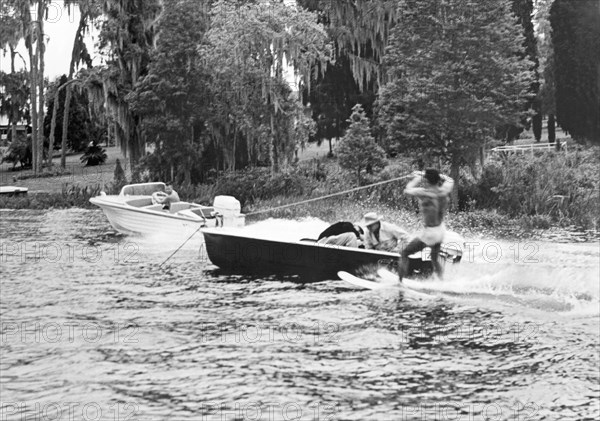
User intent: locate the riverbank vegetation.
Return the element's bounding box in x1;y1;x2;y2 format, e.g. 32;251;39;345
1;147;597;241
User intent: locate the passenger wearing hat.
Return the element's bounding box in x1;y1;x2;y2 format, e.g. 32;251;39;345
399;169;454;280
361;212;409;252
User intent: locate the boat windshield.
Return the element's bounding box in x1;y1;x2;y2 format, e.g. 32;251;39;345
121;183;166;196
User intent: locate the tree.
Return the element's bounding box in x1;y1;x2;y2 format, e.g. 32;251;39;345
0;2;29;143
44;75;93;153
550;0;600;143
201;0;331;173
4;0;42;174
535;0;558;148
128;0;210;184
298;0;398;89
0;70;30;140
47;1;98;168
302;52;377;157
495;0;540;143
88;0;162;166
337;104;386;186
377;0;534;205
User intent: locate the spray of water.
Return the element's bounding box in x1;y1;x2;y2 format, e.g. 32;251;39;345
241;218;600;315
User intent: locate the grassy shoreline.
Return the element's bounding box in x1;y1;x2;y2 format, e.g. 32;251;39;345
2;147;597;243
1;188;597;243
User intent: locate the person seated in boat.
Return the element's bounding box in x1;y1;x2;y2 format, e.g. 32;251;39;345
361;212;409;252
399;169;454;281
317;221;365;248
151;183;180;210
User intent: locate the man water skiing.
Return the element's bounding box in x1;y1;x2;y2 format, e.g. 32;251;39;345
398;169;454;281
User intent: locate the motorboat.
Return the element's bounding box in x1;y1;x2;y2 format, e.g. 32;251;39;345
201;225;464;281
90;182;216;236
0;186;28;196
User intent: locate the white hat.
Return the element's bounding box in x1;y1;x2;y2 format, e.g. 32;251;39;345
362;212;382;227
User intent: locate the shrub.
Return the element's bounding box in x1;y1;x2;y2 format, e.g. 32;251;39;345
3;134;32;169
200;167;318;208
0;183;104;209
111;158;127;192
461;148;599;228
80;144;107;166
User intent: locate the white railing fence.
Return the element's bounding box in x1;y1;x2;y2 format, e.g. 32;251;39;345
491;139;569;154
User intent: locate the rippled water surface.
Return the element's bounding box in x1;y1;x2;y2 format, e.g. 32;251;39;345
1;209;599;421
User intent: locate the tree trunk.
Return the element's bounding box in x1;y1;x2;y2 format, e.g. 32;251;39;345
357;167;361;187
9;46;17;144
532;112;542;142
479;144;485;170
61;86;73;168
9;45;15;73
37;10;45;171
548;114;557;149
48;88;60;166
57;12;90;169
270;114;278;173
450;155;460;210
29;41;38;174
232;128;236;172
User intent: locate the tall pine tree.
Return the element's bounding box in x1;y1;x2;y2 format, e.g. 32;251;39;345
378;0;534;203
550;0;600;143
337;104;386;186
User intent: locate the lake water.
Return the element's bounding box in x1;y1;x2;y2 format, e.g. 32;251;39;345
1;209;599;421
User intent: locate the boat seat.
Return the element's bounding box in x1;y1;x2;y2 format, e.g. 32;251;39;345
143;204;165;212
126;197;154;207
168;202;194;213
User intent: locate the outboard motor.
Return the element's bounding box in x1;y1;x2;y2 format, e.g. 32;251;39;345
213;195;245;227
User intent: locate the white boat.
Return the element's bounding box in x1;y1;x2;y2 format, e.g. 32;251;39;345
0;186;28;195
90;182;215;236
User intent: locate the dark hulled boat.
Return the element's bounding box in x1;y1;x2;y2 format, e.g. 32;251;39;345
201;227;463;281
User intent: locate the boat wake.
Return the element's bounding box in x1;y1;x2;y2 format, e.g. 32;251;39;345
404;239;600;316
241;219;599;315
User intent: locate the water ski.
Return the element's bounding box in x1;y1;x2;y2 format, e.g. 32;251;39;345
377;268;400;284
377;268;436;293
337;270;433;299
337;271;395;290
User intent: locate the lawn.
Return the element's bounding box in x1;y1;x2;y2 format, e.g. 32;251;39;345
0;142;333;193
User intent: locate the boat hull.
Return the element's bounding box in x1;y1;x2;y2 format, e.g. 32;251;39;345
0;186;28;196
91;199;205;236
202;228;461;280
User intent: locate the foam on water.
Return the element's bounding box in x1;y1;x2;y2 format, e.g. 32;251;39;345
236;217;330;241
236;218;600;316
409;238;599;316
87;214;599;316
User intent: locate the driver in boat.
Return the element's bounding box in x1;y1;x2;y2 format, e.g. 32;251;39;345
362;212;410;253
317;221;365;248
151;183;181;211
399;169;454;281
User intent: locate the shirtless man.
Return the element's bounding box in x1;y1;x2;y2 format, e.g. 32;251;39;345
399;169;454;281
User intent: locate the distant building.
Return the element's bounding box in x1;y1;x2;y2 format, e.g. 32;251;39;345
0;124;30;143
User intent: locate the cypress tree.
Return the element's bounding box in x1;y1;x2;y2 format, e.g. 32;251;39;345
550;0;600;143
